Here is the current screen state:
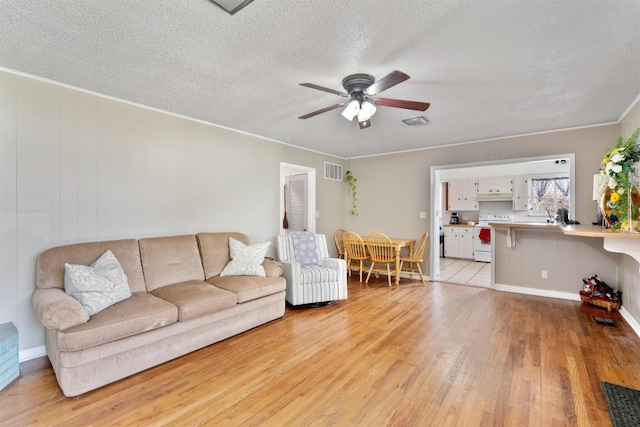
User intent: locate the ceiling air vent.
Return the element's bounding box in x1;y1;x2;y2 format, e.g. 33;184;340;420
210;0;254;15
403;116;430;126
324;162;343;181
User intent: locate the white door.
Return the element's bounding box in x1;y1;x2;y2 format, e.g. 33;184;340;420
280;162;316;234
285;174;308;231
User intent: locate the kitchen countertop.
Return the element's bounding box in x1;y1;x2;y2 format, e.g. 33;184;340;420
490;222;640;239
489;221;559;229
445;223;477;228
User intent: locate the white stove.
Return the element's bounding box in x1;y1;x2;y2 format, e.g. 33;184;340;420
478;214;515;225
474;214;514;262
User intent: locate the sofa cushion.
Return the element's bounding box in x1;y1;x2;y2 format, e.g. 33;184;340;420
37;239;146;293
64;250;132;316
139;235;205;291
57;293;178;352
150;280;237;321
207;276;286;303
196;232;250;279
220;238;270;277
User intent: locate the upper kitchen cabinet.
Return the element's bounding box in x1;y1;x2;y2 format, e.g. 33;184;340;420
447;179;478;211
512;176;528;211
477;177;513;201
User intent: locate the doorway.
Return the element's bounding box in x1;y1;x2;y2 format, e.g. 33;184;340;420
280;163;316;235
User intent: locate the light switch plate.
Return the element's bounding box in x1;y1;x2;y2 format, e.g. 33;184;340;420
419;212;427;219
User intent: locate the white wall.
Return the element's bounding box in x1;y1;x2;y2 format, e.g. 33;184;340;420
0;70;347;356
493;228;619;294
618;97;640;324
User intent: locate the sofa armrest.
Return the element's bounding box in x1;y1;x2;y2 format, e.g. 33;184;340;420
263;259;284;278
32;288;89;330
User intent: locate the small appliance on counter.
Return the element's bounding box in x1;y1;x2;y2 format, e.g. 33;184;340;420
450;212;460;224
557;208;569;224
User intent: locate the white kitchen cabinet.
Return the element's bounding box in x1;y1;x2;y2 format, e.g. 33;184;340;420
512;176;528;211
447;180;477;211
444;226;474;259
477;177;513;195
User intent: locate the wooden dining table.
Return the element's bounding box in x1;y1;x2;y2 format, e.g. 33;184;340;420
388;237;415;285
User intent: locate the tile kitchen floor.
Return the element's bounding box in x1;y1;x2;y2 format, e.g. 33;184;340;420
438;258;491;287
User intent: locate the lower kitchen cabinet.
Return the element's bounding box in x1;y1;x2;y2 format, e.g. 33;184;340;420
444;226;474;259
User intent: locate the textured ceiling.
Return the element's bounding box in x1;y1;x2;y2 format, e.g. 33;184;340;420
1;0;639;158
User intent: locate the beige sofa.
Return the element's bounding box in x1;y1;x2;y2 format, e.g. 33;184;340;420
32;232;286;397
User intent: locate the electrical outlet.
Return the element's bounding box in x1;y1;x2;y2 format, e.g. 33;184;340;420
541;270;548;279
419;212;427;219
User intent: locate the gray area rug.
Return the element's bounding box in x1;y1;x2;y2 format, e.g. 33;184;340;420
602;382;640;427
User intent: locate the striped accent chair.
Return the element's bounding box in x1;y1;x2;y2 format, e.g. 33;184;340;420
277;232;348;306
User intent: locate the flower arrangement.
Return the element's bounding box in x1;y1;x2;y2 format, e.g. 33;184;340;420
599;128;640;230
345;170;359;216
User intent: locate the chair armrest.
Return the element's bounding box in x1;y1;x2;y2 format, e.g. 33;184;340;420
32;288;89;331
322;257;347;274
263;259;284;278
279;260;302;302
279;260;300;282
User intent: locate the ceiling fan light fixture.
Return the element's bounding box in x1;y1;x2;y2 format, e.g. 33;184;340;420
357;100;377;122
341;99;360;121
358;119;372;129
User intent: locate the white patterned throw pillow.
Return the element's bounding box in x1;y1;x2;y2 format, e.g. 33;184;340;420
290;231;321;266
64;250;132;316
219;237;270;277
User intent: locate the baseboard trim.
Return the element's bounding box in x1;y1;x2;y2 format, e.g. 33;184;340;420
620;307;640;338
493;283;581;302
19;346;46;363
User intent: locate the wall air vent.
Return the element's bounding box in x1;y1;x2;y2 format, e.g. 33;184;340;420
324;162;343;181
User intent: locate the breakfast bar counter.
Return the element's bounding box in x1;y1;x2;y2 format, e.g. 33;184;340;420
490;222;640;269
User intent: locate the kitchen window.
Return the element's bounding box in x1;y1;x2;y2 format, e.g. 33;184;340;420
529;176;570;217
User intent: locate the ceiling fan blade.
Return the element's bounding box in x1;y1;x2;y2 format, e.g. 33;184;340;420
298;103;346;119
365;70;410;95
299;83;349;97
358;119;371;129
374;97;430;111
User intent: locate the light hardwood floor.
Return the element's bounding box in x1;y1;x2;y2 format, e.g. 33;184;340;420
2;277;639;426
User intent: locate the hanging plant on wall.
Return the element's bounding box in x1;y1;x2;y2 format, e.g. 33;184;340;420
345;170;359;216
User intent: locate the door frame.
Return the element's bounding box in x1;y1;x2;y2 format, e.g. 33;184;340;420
280;162;316;234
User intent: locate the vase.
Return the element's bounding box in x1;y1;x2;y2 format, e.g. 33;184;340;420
629;184;640;232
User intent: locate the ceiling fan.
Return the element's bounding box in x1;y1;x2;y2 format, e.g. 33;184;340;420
298;70;430;129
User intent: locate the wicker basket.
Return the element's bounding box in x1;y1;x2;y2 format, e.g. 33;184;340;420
580;294;621;312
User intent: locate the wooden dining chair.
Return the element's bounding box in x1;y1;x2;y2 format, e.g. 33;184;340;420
365;232;396;286
333;228;346;259
342;231;369;282
399;232;428;284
